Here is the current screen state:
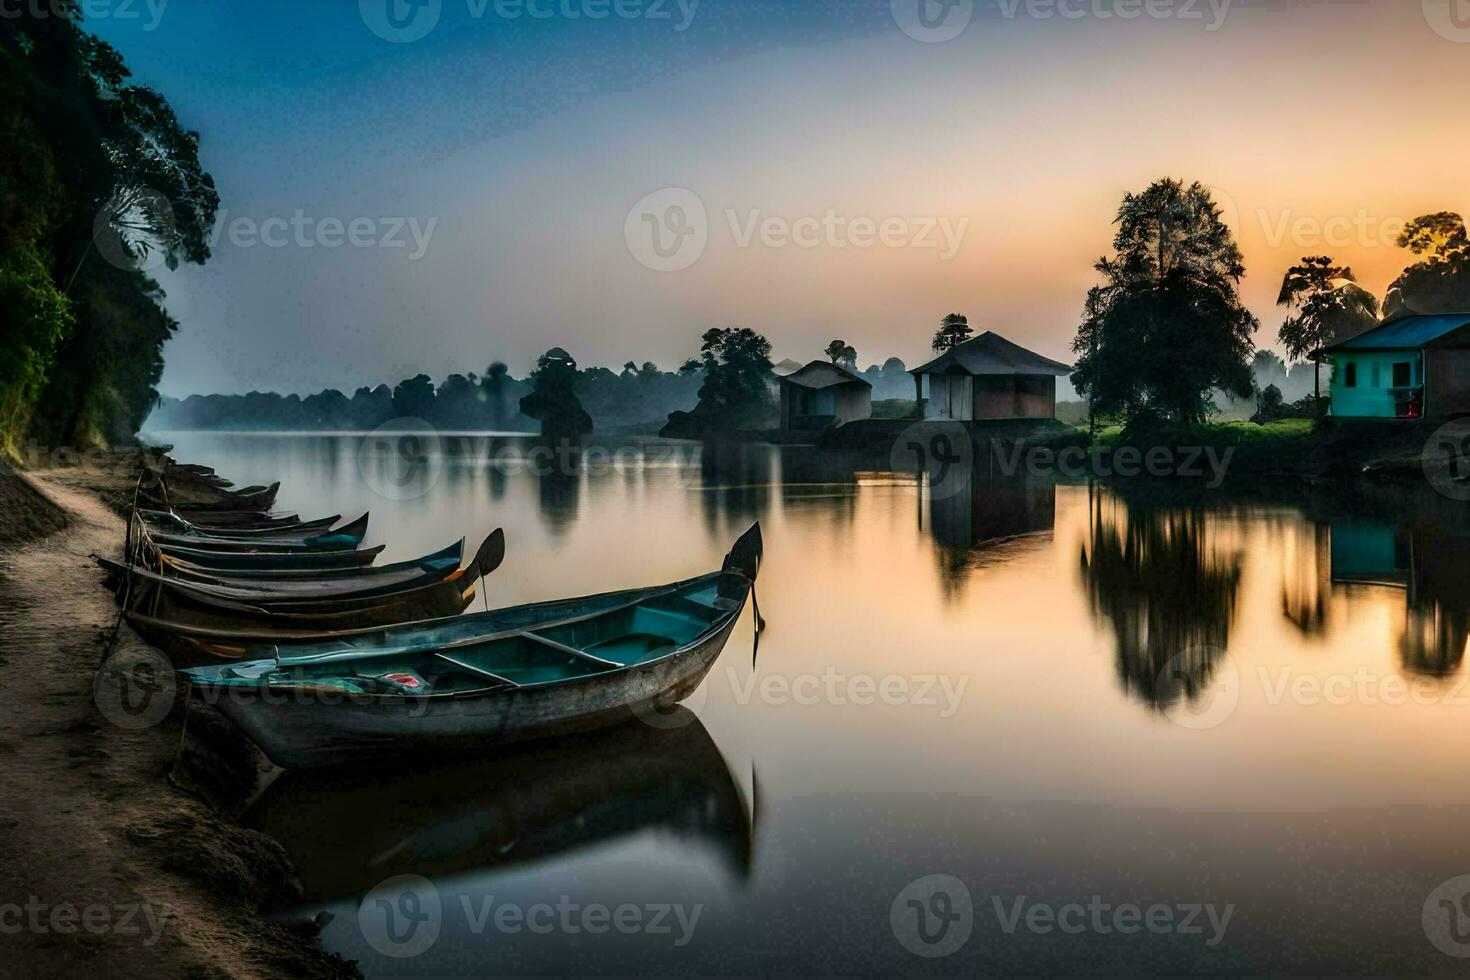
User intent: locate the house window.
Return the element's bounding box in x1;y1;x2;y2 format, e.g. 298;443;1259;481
1344;362;1357;388
1392;361;1412;388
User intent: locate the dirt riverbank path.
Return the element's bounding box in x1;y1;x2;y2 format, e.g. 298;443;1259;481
0;469;343;979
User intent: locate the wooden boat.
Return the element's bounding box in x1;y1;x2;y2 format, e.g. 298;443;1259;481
98;538;466;595
125;532;505;653
243;715;751;892
140;484;280;512
152;541;386;571
151;538;464;584
142;508;304;530
175;524;761;769
105;533;490;607
139;509;341;536
139;514;369;553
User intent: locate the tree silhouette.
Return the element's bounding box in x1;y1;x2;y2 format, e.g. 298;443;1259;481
1383;212;1470;320
931;313;972;353
824;339;857;367
1070;178;1257;429
519;348;593;437
662;328;774;436
1;6;220;451
1276;256;1379;402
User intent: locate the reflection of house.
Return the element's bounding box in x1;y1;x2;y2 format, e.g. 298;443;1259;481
1329;523;1409;588
1323;313;1470;418
910;332;1071;421
778;361;872;432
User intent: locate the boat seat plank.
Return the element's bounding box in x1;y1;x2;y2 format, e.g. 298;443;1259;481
520;631;623;669
433;653;520;688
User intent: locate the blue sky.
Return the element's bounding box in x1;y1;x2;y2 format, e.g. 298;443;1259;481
90;0;1470;394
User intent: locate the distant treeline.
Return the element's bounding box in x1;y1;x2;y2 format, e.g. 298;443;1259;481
148;362;703;433
149;356;920;434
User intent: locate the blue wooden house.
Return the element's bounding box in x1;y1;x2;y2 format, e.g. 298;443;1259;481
1322;313;1470;418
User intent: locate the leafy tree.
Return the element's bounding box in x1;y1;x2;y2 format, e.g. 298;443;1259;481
1276;256;1379;401
824;339;857;367
1;4;219;451
694;327;774;425
480;361;510;426
662;328;774;436
1253;384;1284;423
1070;178;1258;429
931;313;972;353
392;374;436;418
1384;212;1470;319
519;348;592;437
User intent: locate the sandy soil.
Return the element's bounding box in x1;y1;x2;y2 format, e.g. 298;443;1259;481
0;461;357;979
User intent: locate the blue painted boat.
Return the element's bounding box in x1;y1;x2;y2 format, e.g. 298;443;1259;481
178;524;762;769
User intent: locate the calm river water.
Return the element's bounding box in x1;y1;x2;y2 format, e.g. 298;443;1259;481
155;430;1470;975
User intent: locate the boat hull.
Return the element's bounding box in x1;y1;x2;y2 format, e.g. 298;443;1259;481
199;609;741;769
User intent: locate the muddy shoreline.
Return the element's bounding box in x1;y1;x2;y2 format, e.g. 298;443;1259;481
0;456;358;979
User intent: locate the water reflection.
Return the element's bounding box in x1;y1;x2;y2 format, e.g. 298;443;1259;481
924;460;1056;600
147;432;1470;973
1079;492;1242;712
696;441;774;536
1280;521;1332;639
246;712;752;902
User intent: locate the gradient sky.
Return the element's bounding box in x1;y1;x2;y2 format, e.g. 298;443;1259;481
90;0;1470;396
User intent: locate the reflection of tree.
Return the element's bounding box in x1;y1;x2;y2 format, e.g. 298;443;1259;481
535;443;581;540
1080;499;1242;711
696;442;773;538
1400;526;1470;677
1280;521;1331;639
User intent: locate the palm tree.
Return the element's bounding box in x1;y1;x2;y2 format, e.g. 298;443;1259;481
1277;256;1379;403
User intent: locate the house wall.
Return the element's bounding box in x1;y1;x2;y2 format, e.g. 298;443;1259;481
1328;351;1421;418
832;384;871;425
1426;349;1470;416
973;375;1056;419
923;374;974;420
780;382;870;429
